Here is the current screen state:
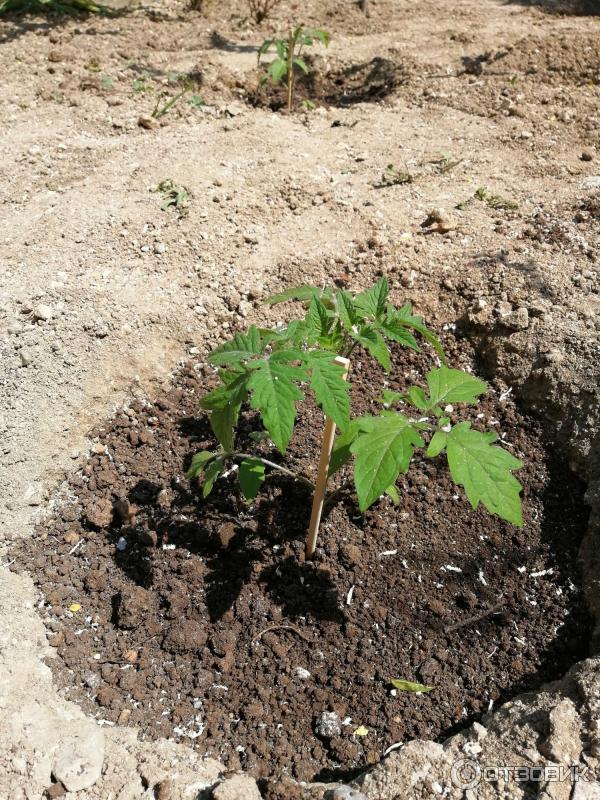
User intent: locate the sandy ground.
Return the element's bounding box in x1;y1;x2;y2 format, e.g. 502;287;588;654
1;0;599;796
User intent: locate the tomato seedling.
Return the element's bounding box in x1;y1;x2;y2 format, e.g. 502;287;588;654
258;27;330;113
188;279;524;555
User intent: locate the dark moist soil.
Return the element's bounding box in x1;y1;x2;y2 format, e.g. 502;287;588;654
13;334;591;787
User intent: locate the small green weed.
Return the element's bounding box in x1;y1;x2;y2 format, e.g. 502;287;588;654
457;186;519;212
152;179;190;216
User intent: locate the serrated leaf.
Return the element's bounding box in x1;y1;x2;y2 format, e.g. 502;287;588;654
210;402;239;452
390;679;433;693
392;303;447;364
200;371;248;411
281;319;309;347
306;28;331;46
258;39;272;58
351;413;424;511
294;57;309;74
202;457;224;498
328;420;360;476
238;457;265;501
426;367;487;408
354;277;388;320
336;290;360;330
269;58;287;82
353;326;391;371
305;296;331;344
307;351;350;431
380;389;403;408
209;326;264;366
377;318;419;351
266;285;322;305
247;359;306;453
406;386;428;410
446;422;523;526
426;430;448;458
186;450;215;479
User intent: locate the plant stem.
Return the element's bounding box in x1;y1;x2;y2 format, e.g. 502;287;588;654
231;452;315;490
286;28;294;113
343;338;360;359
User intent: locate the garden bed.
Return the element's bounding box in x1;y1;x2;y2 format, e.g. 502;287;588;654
14;334;591;786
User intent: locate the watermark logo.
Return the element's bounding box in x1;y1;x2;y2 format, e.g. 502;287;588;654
451;758;596;789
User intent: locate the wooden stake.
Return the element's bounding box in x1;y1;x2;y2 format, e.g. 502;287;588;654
305;356;350;559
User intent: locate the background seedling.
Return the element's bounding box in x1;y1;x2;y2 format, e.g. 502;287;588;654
151;80;194;119
188;278;524;560
0;0;112;14
188;94;206;109
457;186;519;211
258;27;330;113
247;0;281;23
151;179;190;216
431;151;463;174
379;163;413;186
132;72;152;93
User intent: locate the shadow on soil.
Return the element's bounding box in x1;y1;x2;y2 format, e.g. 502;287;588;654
246;56;409;110
112;412;343;625
502;0;599;12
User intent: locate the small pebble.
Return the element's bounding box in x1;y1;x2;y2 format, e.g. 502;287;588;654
33;303;53;322
315;711;341;739
19;348;34;366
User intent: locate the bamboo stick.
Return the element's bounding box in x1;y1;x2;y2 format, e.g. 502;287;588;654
305;356;350;559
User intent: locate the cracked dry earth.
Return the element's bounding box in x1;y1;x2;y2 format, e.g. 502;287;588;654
1;0;600;797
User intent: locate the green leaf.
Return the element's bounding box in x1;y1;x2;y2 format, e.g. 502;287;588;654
305;296;331;344
392;303;447;364
328;420;360;476
293;57;309;74
445;422;523;526
247;359;307;453
238;457;265;501
258;39;272;59
200;371;248;411
266;285;322;306
336;290;360;330
306;351;350;431
186;450;215;479
406;386;428;410
353;327;391;371
202;457;224;498
351;412;424;511
376;318;419;351
209;326;264;366
354;277;388;320
306;28;331;47
210;402;239;452
269;58;287;82
385;484;400;505
379;389;403;408
390;679;433;693
426;367;487;409
281;319;310;347
426;430;448;458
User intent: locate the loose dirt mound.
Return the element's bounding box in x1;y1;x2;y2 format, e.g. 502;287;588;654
15;337;591;784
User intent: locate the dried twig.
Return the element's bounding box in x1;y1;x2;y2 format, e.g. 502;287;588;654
444;601;505;633
254;624;313;643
